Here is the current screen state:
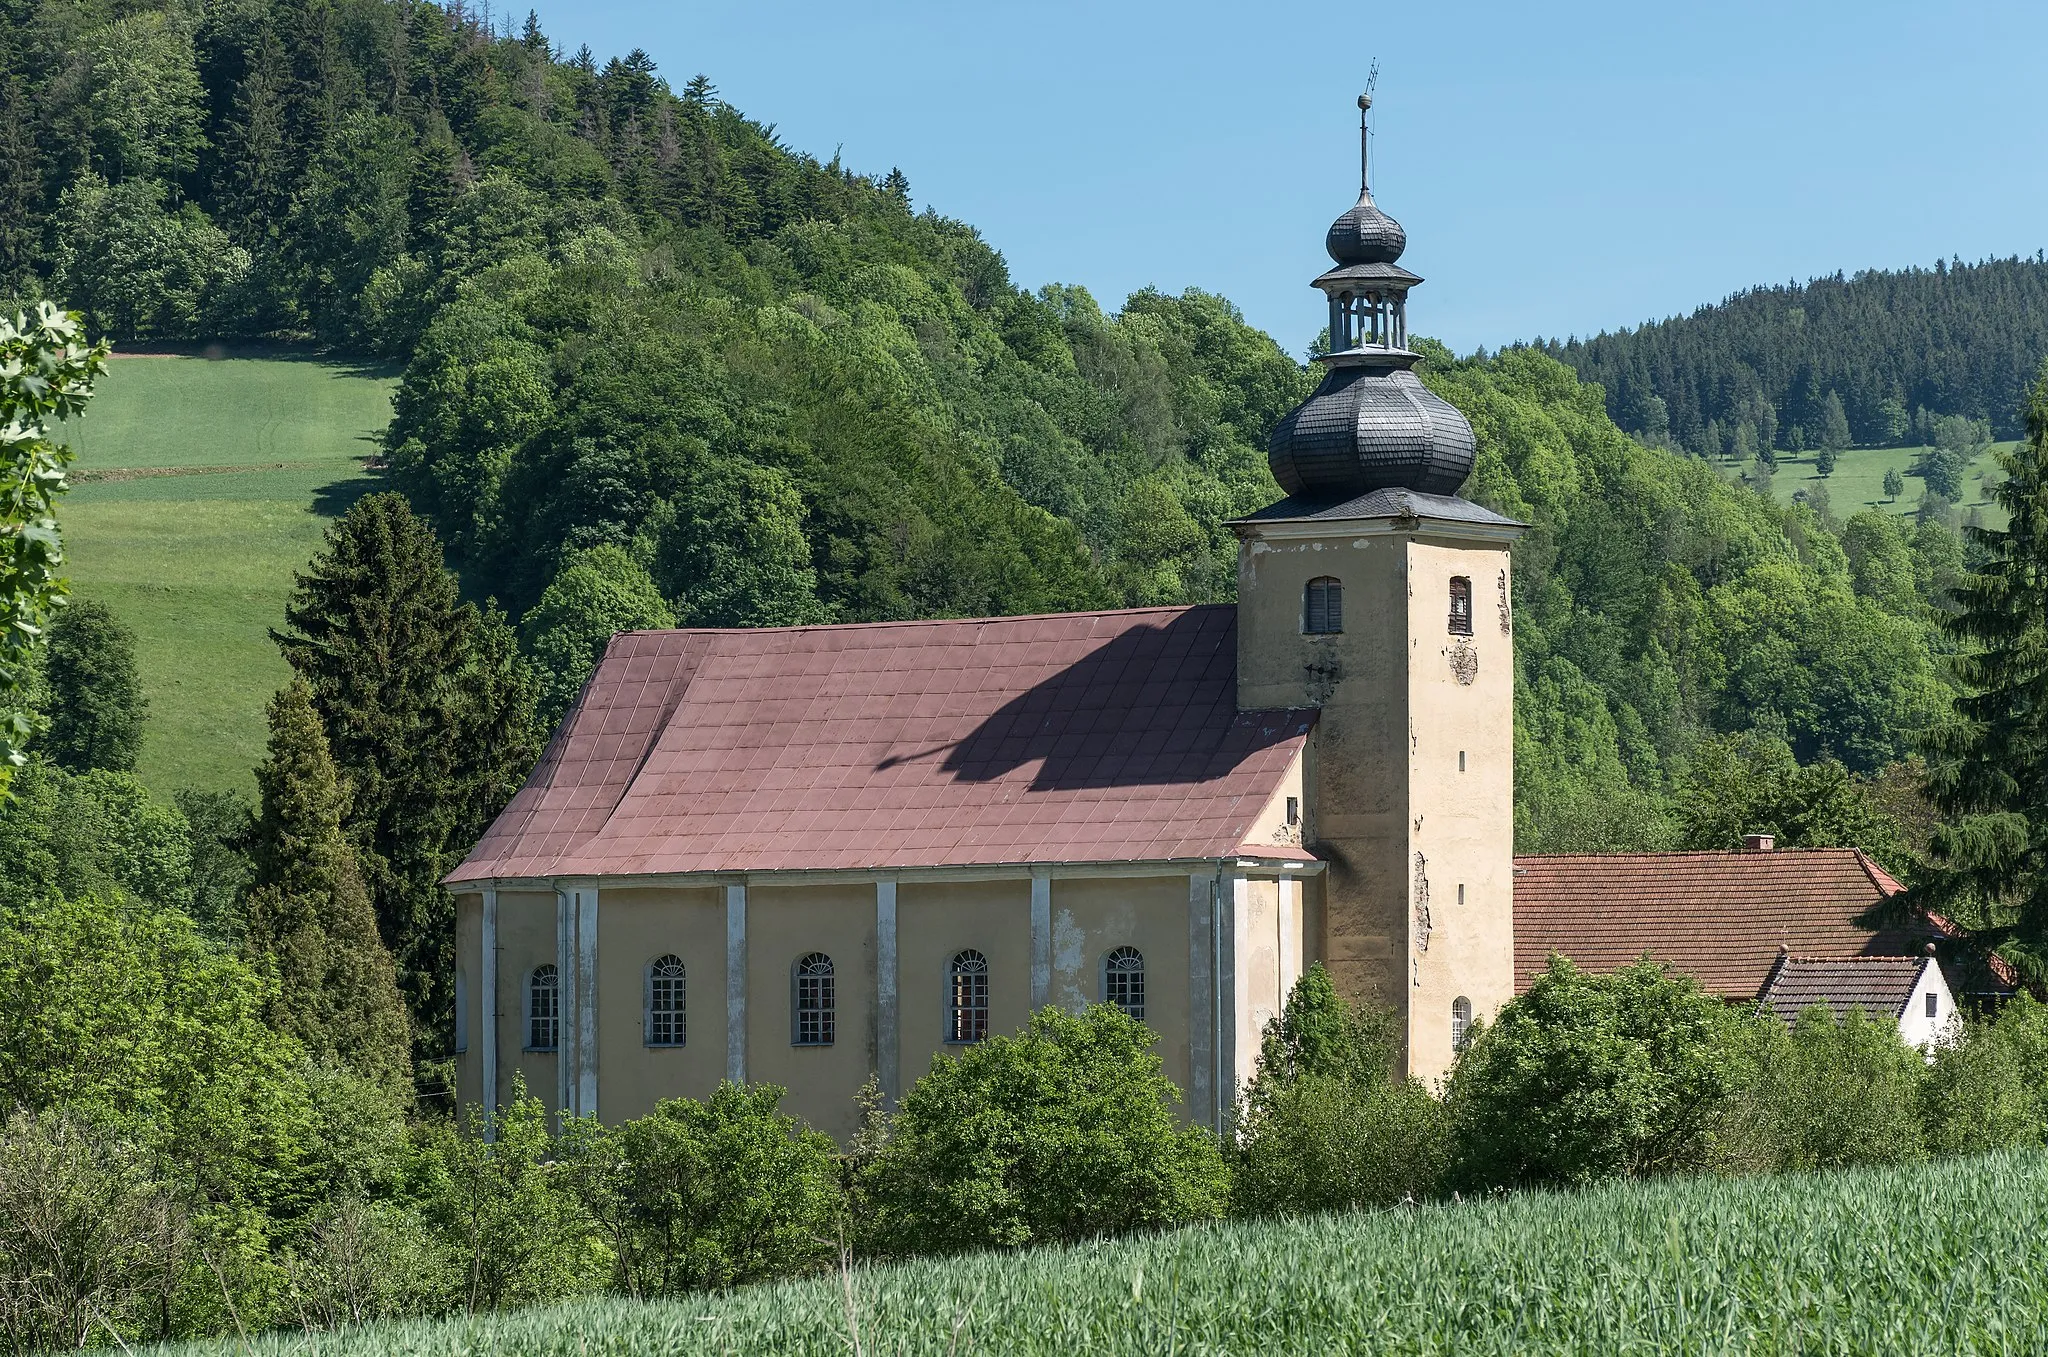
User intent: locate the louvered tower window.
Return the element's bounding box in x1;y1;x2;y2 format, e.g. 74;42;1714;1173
1304;577;1343;634
1449;577;1473;635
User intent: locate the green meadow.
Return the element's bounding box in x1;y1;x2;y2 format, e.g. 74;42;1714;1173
58;353;396;794
1749;439;2016;529
148;1150;2047;1356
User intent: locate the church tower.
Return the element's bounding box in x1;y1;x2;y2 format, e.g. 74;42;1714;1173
1232;95;1523;1085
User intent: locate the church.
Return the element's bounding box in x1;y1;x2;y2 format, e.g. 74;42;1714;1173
447;101;1991;1140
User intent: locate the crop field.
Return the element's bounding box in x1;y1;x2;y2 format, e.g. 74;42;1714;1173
151;1150;2045;1356
58;352;396;794
1748;440;2016;528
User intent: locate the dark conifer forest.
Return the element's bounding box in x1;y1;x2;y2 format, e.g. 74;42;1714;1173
1541;257;2048;451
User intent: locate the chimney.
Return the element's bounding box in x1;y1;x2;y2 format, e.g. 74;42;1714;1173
1742;833;1776;852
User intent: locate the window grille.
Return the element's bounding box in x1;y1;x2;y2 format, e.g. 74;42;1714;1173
528;964;559;1051
948;950;989;1043
1304;576;1343;634
1104;947;1145;1022
793;953;835;1046
1452;996;1473;1052
1449;577;1473;635
647;954;686;1047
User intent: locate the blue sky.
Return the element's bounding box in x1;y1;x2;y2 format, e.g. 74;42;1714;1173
535;1;2048;357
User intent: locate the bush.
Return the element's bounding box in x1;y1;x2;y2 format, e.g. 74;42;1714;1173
564;1082;841;1294
423;1082;604;1313
1921;994;2048;1156
1231;964;1447;1215
1757;1006;1926;1170
1445;957;1761;1189
861;1005;1227;1255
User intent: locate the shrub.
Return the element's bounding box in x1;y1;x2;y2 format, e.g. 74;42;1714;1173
1759;1006;1926;1170
1231;964;1447;1215
1921;994;2048;1156
861;1005;1228;1255
564;1082;842;1294
423;1082;603;1313
1445;957;1761;1189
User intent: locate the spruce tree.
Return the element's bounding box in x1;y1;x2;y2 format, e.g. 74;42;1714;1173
243;678;411;1096
43;598;145;773
274;492;537;1071
1919;365;2048;982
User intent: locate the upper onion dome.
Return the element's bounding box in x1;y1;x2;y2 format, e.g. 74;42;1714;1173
1325;191;1406;266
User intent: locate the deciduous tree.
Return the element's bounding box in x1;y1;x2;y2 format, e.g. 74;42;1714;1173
42;598;145;773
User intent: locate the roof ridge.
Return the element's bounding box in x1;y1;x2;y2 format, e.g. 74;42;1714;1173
1778;953;1927;964
612;603;1227;639
1514;847;1866;862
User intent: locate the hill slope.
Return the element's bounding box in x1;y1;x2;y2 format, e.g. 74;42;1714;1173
147;1151;2048;1355
1543;256;2048;450
60;353;394;792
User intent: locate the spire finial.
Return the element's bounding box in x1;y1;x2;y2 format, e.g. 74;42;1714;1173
1358;64;1379;193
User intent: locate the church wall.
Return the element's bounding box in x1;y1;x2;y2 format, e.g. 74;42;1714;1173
897;879;1033;1087
593;885;726;1122
1404;539;1516;1086
745;881;878;1141
1047;875;1194;1098
454;891;480;1109
1236;530;1411;1046
495;888;562;1118
1230;875;1285;1104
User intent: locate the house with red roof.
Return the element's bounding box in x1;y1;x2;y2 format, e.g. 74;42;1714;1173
445;107;1977;1139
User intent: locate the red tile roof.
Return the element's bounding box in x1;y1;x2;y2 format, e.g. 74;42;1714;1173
1758;955;1933;1025
449;606;1314;882
1512;849;1940;999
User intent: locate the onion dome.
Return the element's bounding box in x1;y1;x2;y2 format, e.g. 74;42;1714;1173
1266;93;1476;502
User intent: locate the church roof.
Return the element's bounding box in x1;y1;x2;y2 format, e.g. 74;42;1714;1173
449;605;1315;883
1511;848;1943;1000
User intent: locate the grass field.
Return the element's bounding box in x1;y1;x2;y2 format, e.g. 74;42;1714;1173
151;1151;2046;1355
1739;439;2016;529
58;353;396;794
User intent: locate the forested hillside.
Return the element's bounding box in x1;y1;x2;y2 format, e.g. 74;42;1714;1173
0;0;1971;857
1543;257;2048;451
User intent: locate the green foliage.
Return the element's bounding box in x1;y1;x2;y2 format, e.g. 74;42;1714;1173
1672;732;1909;872
1552;256;2048;447
522;544;674;727
0;760;194;913
1884;467;1906;500
275;492;537;1069
0;304;107;792
42;595;145;772
1751;1006;1926;1171
243;679;412;1097
0;890;316;1212
1444;957;1761;1188
138;1154;2048;1355
862;1005;1228;1255
1231;966;1445;1216
563;1083;841;1295
174;786;255;946
1815;442;1838;478
426;1081;605;1313
1918;365;2048;973
49;175;250;339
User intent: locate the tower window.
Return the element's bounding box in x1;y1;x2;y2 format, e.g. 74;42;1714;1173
527;964;558;1052
792;953;835;1046
1285;796;1300;826
1459;750;1467;772
1305;577;1343;634
1926;991;1938;1019
1104;947;1146;1021
948;950;989;1043
1452;996;1473;1052
1449;577;1473;635
647;954;686;1047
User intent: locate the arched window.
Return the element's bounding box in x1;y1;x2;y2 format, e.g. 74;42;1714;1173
792;953;835;1046
948;950;989;1043
1304;576;1343;634
527;964;558;1052
1452;996;1473;1052
646;954;686;1047
1104;947;1145;1021
1449;577;1473;636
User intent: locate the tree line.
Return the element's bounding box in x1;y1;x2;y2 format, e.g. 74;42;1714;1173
1539;256;2048;452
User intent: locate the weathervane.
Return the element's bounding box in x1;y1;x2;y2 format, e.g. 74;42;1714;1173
1359;62;1379;193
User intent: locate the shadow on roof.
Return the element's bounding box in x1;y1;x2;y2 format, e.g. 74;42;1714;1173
916;607;1301;791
